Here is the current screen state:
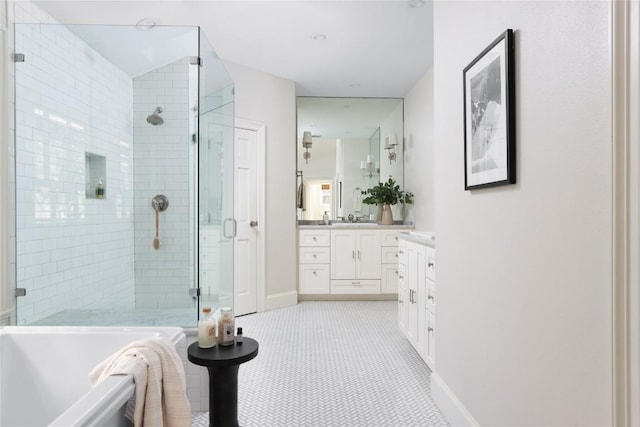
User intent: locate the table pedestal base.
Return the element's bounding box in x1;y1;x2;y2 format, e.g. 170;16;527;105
208;365;239;427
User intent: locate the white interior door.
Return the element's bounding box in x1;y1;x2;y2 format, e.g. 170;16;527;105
234;127;258;315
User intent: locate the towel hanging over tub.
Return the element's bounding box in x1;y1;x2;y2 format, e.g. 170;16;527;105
89;337;191;427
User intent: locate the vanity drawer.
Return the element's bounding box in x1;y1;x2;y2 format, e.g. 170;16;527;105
381;246;399;264
425;246;436;282
299;264;330;294
299;230;330;247
299;247;330;264
330;279;381;294
397;241;407;265
380;230;400;246
426;277;436;313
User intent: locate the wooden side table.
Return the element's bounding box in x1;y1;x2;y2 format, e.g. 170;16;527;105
188;338;259;427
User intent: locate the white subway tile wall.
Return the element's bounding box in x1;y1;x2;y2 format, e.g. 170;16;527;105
14;23;136;324
132;59;193;309
12;5;196;323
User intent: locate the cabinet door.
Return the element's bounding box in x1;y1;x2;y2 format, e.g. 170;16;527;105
406;243;418;344
425;309;435;370
381;265;399;294
356;230;381;279
397;263;408;334
416;247;427;357
331;230;356;279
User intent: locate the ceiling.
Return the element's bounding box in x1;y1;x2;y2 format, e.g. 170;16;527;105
297;97;403;139
33;0;434;98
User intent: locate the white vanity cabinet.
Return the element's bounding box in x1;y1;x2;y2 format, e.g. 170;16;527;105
330;229;381;293
425;245;436;368
298;229;331;294
298;226;411;297
330;229;381;279
398;233;436;370
381;230;401;294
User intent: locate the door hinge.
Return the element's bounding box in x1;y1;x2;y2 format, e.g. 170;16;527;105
15;288;26;297
189;56;201;66
13;53;25;63
189;288;200;297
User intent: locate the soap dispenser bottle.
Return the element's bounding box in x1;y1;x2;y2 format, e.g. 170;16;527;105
95;178;105;199
323;211;329;225
198;306;216;348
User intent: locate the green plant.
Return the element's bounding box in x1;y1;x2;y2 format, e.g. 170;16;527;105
361;177;414;206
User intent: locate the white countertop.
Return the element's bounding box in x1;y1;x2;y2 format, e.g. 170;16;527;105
398;230;436;248
298;223;414;230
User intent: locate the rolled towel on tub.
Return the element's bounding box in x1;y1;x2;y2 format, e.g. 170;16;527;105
89;337;191;427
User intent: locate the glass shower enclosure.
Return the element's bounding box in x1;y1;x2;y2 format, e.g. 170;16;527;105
12;24;234;327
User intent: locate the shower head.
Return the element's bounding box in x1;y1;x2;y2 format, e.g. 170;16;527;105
146;107;164;126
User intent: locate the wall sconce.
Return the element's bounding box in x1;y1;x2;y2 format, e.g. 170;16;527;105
384;135;398;164
360;154;379;179
302;131;313;164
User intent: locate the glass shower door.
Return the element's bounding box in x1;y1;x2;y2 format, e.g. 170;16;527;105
197;28;235;315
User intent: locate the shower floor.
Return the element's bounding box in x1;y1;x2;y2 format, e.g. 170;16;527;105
29;308;197;328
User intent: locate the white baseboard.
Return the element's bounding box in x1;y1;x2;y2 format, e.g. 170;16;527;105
265;291;298;311
431;372;479;427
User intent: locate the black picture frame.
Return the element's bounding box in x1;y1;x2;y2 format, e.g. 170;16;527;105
463;29;515;190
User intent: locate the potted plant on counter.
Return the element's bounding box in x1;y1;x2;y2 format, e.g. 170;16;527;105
362;177;414;225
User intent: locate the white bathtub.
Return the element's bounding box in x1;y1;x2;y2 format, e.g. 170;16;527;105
0;326;186;427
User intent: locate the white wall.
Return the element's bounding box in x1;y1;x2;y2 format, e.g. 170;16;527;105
225;61;297;309
432;1;612;425
14;22;136;324
341;137;369;218
404;68;434;231
298;136;336;181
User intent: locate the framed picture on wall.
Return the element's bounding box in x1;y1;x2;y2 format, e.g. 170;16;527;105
463;29;515;190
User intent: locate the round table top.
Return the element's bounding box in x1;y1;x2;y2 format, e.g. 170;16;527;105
187;338;259;368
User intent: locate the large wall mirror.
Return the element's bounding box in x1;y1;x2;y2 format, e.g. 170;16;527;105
296;97;404;221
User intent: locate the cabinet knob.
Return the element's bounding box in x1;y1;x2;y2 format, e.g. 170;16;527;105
313;237;317;241
313;271;317;276
399;250;404;255
428;327;434;333
399;275;404;279
313;254;317;258
428;295;435;301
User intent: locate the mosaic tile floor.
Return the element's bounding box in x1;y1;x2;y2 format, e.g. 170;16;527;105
191;300;449;427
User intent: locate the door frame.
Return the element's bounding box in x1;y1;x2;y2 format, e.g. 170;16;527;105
235;118;266;313
612;1;639;425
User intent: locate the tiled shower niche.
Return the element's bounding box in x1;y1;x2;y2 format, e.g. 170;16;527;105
85;152;106;199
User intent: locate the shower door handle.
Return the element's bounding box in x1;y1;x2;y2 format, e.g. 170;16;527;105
223;218;237;239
